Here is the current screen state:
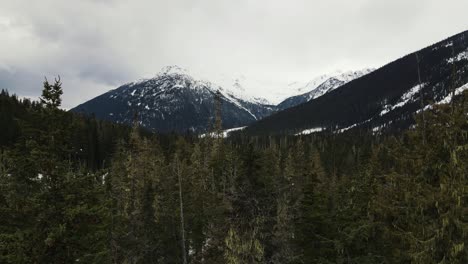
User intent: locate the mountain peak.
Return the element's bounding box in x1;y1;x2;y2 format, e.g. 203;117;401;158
329;68;375;83
276;68;375;110
158;65;189;76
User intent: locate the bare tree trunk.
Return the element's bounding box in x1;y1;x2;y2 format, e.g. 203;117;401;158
416;53;426;145
214;90;223;137
176;158;188;264
450;45;457;114
129;171;137;264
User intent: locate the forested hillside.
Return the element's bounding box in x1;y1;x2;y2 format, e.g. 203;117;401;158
245;30;468;135
0;78;467;263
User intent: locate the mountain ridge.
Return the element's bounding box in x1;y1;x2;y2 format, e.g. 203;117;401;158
71;66;367;133
277;69;374;110
243;30;468;135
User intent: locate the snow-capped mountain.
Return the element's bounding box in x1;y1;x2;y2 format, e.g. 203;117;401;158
71;64;377;133
71;66;276;133
245;30;468;135
205;70;374;106
277;69;374;110
71;30;468;135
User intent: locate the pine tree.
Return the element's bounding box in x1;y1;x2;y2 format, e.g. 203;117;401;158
296;146;336;263
269;144;297;263
40;76;63;109
224;144;265;264
367;92;468;263
107;122;162;263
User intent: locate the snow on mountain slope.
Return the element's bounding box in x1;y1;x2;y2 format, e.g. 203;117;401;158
200;126;247;138
277;69;374;110
244;30;468;136
379;83;426;116
204;69;373;106
71;66;276;133
305;69;376;100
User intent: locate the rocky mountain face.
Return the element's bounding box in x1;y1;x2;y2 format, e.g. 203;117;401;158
71;66;276;133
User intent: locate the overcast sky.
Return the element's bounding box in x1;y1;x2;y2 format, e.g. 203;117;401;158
1;0;467;108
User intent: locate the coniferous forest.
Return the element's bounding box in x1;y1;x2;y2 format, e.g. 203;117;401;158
0;78;467;264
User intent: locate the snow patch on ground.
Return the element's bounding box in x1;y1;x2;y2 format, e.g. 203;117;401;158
380;84;425;116
447;49;468;63
372;126;382;133
337;123;358;133
295;127;324;135
221;126;246;137
200;126;246;138
337;118;373;133
436;83;468;104
416;83;468;113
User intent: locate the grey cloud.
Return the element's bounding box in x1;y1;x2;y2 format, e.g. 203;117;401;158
0;69;41;97
0;0;467;108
